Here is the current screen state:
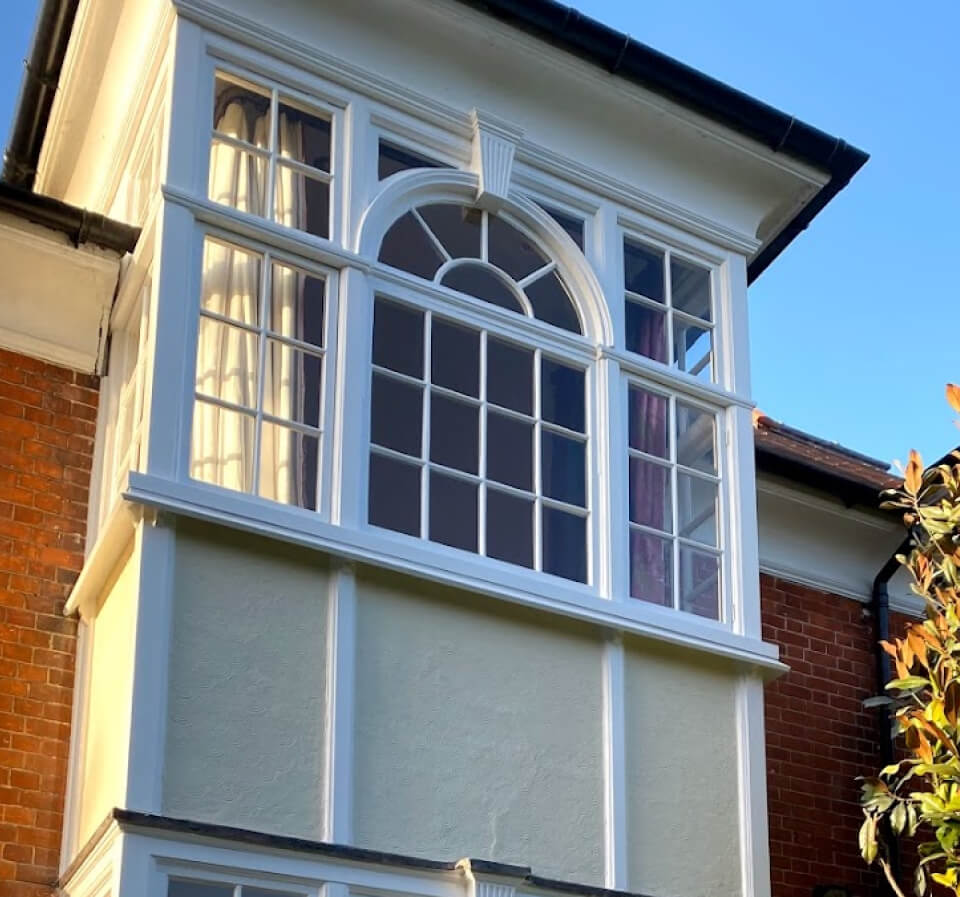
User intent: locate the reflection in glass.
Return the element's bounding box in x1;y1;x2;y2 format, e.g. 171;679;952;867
629;457;671;532
486;339;533;415
379;213;445;280
371;374;422;456
670;258;711;322
673;317;712;381
625;299;667;362
677;473;718;547
373;298;423;378
525;270;581;333
488;215;547;280
419;204;482;259
431;319;480;397
486;489;534;568
429;394;478;473
542;508;586;583
676;402;716;474
487;412;533;491
679;547;720;619
541;359;585;432
624;240;665;300
541;431;586;507
368;453;420;536
630;529;672;606
628;386;668;458
429;472;478;551
441;264;525;314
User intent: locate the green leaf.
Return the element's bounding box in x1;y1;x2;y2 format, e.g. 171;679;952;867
891;802;907;834
887;676;931;691
859;817;878;864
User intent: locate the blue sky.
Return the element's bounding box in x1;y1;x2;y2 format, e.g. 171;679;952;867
1;0;956;467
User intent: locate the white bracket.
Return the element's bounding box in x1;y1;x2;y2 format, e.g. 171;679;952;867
470;109;524;211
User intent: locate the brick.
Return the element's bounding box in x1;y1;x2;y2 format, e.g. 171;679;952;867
0;351;96;896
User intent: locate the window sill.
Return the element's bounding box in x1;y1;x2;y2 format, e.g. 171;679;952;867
70;472;783;674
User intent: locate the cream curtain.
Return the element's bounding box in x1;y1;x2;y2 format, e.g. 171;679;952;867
192;95;307;504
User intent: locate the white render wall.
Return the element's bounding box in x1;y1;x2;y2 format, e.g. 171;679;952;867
352;570;606;883
624;640;741;897
76;540;138;847
163;522;331;837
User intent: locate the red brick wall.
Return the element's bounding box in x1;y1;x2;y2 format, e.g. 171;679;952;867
762;573;917;897
0;350;98;897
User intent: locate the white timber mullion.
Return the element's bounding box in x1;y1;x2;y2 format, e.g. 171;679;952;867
124;514;176;812
602;637;628;889
324;561;357;843
737;675;772;897
59;617;92;871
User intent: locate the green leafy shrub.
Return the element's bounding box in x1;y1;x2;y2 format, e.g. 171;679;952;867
859;385;960;897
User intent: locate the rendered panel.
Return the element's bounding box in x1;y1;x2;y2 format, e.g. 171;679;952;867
77;541;138;846
164;522;330;839
624;639;741;897
353;570;605;883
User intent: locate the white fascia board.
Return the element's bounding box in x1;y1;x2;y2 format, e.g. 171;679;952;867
0;213;122;372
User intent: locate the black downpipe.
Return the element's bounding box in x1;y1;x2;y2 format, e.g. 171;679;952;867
871;537;911;890
2;0;80;188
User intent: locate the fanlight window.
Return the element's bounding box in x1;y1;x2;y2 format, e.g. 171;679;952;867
378;204;582;334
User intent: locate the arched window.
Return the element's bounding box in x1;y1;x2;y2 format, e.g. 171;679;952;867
378;203;583;334
367;200;591;583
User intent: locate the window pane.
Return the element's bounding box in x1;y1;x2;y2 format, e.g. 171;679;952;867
213;76;270;141
487;412;533;491
625;299;667;362
542;507;586;583
209;141;267;215
486;338;533;415
244;889;302;897
430;394;478;473
540;205;584;249
673;317;712;381
373;298;423;378
629;530;673;607
628;386;669;458
190;401;255;494
671;258;712;322
677;473;718;547
628;457;671;532
431;319;479;397
201;240;262;325
541;359;585;433
275;164;329;238
524;269;581;334
487;489;533;568
441;264;524;314
676;402;716;473
169;880;236;897
378;140;444;179
270;264;325;347
487;215;547;280
263;340;323;429
429;472;477;551
195;318;258;410
679;547;720;619
379;212;444;280
624;240;664;301
418;204;481;259
541;431;586;507
369;453;420;536
371;374;422;456
278;100;331;171
258;421;319;510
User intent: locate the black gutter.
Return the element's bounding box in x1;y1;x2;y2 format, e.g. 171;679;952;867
0;181;140;254
454;0;869;282
2;0;80;189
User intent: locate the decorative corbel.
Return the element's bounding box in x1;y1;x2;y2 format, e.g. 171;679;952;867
470;109;524;211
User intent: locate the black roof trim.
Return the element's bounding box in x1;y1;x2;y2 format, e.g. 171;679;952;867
0;181;140;254
101;811;655;897
754;444;887;510
453;0;868;282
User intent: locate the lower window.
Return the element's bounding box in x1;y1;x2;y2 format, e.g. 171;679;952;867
627;383;722;619
168;878;301;897
367;296;589;583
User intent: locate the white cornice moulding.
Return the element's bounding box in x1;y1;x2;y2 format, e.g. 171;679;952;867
84;472;788;675
470;109;523;211
174;0;763;256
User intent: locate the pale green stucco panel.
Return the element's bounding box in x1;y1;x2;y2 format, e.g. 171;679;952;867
353;570;605;884
163;522;330;839
624;639;742;897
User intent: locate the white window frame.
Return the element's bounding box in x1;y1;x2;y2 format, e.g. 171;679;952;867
110;19;771;667
362;269;597;586
184;224;342;520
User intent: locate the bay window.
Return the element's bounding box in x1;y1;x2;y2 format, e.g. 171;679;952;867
161;61;750;631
